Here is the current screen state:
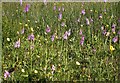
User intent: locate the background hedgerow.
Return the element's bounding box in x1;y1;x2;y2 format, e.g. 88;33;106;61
2;2;120;81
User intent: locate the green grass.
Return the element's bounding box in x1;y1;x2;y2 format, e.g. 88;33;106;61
2;2;120;81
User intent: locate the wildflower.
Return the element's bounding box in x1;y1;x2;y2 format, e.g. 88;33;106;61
21;69;25;73
51;65;55;74
51;34;55;41
76;61;80;65
79;29;82;35
67;29;71;36
7;38;10;41
19;22;22;25
28;20;30;22
31;27;34;32
24;4;30;12
77;18;80;22
110;45;115;52
101;26;104;30
53;5;56;10
17;31;20;35
20;0;22;5
106;24;109;27
46;25;51;33
102;30;106;35
44;0;47;5
81;24;83;27
112;36;118;43
14;38;20;48
99;14;102;19
63;31;68;40
104;0;107;2
112;28;116;34
111;24;116;34
81;9;85;15
51;65;55;71
34;70;38;74
21;28;24;34
106;32;110;36
80;36;85;46
28;33;34;41
4;70;10;79
86;18;90;25
90;9;93;12
90;18;93;22
58;12;62;20
25;24;28;27
112;23;116;28
63;30;71;40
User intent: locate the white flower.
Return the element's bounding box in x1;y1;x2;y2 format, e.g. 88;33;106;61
52;65;55;71
106;32;110;36
34;70;38;74
7;38;10;41
76;61;80;65
21;69;25;73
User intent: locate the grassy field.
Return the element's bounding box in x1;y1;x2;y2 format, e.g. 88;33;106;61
2;2;120;82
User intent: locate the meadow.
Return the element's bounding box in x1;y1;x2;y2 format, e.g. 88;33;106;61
2;2;120;82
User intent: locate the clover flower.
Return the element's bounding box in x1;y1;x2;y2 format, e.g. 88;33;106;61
51;34;55;41
51;65;55;74
81;9;85;15
24;4;30;12
4;70;10;79
21;28;24;34
102;30;107;35
63;29;71;40
14;38;20;48
63;31;68;40
20;0;22;5
28;33;34;41
112;36;118;43
58;12;62;20
79;29;82;35
46;25;51;33
111;23;116;34
80;36;85;46
53;5;56;10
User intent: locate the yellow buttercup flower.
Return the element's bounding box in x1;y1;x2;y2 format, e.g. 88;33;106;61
110;45;115;52
34;70;38;74
21;69;25;73
28;20;30;22
106;24;109;27
76;61;80;65
113;31;116;34
31;27;34;32
25;24;28;27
